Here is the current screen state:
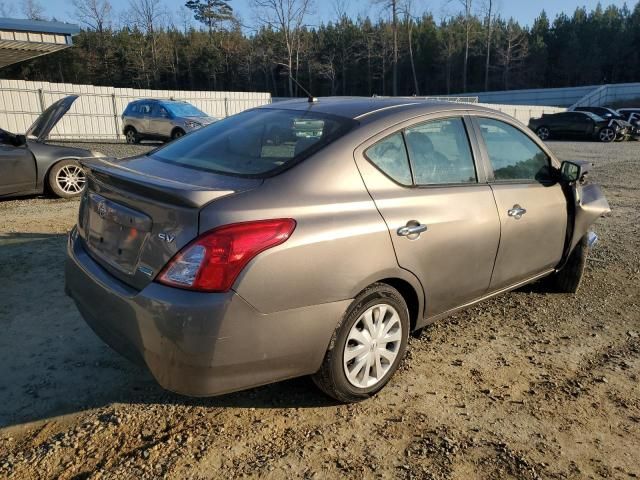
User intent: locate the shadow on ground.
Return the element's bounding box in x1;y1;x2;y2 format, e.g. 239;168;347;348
0;233;334;430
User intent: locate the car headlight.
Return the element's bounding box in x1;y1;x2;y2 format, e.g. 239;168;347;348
185;121;202;129
90;150;106;157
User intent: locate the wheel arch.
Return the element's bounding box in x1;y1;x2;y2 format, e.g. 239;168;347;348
43;157;84;194
348;269;425;333
378;277;421;332
171;126;186;138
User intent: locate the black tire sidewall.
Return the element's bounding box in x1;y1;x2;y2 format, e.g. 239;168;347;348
48;159;85;198
172;129;185;140
326;285;409;400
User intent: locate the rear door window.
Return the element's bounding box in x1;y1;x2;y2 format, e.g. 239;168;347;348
404;118;477;185
364;133;412;185
138;103;152;115
476;117;551;182
152;104;169;118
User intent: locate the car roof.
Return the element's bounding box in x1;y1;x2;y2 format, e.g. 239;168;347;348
130;98;187;104
260;97;498;122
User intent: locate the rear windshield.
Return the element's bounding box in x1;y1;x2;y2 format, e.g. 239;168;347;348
150;108;356;177
165;102;207;117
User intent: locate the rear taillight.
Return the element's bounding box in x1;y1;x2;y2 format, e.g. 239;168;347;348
157;219;296;292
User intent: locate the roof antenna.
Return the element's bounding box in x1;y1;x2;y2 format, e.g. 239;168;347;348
274;63;317;103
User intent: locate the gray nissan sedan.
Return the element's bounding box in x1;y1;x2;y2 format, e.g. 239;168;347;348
65;98;609;403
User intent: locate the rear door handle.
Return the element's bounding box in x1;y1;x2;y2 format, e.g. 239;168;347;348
507;205;527;219
397;223;428;237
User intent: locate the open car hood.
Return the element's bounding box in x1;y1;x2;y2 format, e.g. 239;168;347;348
26;95;78;142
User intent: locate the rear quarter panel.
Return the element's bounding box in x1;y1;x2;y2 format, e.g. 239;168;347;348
198;135;422;316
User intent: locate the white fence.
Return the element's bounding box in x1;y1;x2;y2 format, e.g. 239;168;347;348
479;103;566;125
457;85;598;107
0;79;562;139
0;79;272;140
453;82;640;108
569;83;640;109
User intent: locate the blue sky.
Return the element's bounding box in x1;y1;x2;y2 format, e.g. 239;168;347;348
6;0;636;28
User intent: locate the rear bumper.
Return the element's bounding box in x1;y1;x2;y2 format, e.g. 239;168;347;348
65;228;349;397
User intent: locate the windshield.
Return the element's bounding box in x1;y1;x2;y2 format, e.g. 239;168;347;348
580;111;606;122
150;108;356;177
164;102;207;118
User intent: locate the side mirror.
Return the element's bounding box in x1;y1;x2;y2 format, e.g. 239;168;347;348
560;160;587;183
14;134;26;147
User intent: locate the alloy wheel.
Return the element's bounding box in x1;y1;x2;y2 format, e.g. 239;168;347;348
537;127;550;140
126;130;136;143
343;303;402;388
56;164;86;195
599;128;615;142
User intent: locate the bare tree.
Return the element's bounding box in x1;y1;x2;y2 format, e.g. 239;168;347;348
128;0;167;86
128;0;164;35
374;0;399;95
252;0;313;97
460;0;472;92
482;0;495;91
496;20;528;90
72;0;112;33
401;0;419;95
22;0;46;20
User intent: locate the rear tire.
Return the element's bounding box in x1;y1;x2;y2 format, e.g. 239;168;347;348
125;128;139;144
312;283;409;403
536;126;551;141
171;128;185;140
549;235;589;293
48;159;86;198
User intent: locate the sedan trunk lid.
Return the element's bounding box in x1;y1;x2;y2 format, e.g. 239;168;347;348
77;156;263;290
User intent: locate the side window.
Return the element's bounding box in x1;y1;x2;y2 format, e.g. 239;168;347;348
404;117;476;185
138;103;151;115
477;117;551;182
365;133;412;185
152;104;169;118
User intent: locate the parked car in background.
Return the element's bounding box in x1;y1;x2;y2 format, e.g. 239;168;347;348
0;95;104;199
66;98;609;403
573;106;639;140
528;111;627;142
617;107;640;125
122;99;217;144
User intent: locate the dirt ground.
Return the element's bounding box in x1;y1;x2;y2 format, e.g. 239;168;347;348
0;141;638;479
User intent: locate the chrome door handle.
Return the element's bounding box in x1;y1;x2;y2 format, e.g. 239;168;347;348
507;205;527;219
397;223;428;237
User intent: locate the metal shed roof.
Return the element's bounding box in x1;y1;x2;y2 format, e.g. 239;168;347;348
0;18;80;68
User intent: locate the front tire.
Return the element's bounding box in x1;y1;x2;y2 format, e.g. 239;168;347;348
312;283;409;403
549;235;589;293
598;127;616;143
48;159;86;198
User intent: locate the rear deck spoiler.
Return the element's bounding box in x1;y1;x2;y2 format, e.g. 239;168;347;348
80;157;257;208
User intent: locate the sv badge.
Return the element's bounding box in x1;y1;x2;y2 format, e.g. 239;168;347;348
158;232;175;243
